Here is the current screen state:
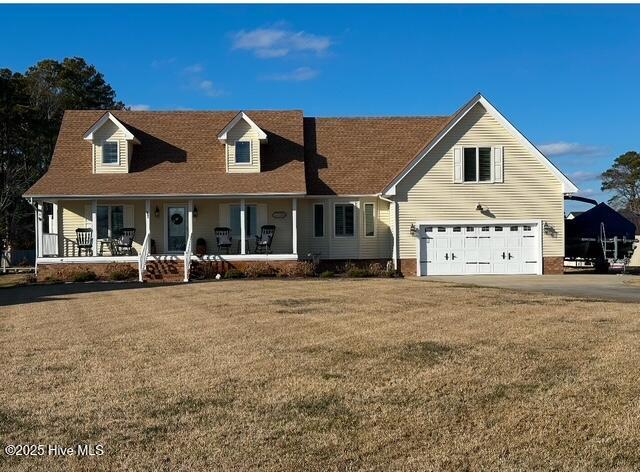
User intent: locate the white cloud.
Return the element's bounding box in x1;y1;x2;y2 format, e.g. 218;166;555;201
262;67;319;82
183;64;204;74
130;104;150;111
197;79;223;98
181;64;224;98
568;170;602;184
232;27;331;58
538;141;604;157
151;57;176;68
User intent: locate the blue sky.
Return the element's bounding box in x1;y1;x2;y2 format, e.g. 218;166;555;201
2;4;639;210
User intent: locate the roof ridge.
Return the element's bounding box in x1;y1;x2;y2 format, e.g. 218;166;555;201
307;115;451;120
64;109;304;113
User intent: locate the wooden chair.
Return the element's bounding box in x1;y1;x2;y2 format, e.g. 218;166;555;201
112;228;136;255
255;225;276;254
215;227;233;254
76;228;93;256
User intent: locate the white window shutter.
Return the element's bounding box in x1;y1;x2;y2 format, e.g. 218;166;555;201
493;146;504;183
124;205;135;228
453;147;463;183
219;204;230;227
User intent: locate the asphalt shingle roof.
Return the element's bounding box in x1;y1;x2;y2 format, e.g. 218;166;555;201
25;110;452;197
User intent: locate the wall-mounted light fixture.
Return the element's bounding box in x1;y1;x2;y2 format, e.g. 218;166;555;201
154;206;160;218
193;206;198;218
409;223;417;236
543;222;556;236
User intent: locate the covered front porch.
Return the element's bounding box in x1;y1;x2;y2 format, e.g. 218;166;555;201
33;197;300;281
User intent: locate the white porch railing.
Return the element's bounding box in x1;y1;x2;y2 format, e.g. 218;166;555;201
42;233;58;256
138;233;151;282
184;233;193;282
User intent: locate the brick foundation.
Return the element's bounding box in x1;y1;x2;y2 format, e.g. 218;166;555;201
397;259;417;277
191;259;303;276
145;259;184;283
37;262;138;282
543;256;564;275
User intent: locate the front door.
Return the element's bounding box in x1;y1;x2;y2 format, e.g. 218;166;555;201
167;206;187;252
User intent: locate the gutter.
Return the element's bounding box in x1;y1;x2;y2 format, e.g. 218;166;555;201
23;192;308;200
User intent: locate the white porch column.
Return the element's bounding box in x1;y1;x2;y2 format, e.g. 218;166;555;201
187;200;193;237
35;201;43;258
91;200;97;256
51;201;59;256
145;199;151;237
240;199;246;255
292;198;298;255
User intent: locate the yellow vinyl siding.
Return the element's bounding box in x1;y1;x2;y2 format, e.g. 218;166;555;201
60;201;90;256
358;198;392;259
57;198;392;259
93;120;129;173
226;120;261;173
191;199;293;254
299;200;330;258
60;200;143;256
298;197;392;260
376;201;393;257
395;102;565;260
191;200;219;254
149;200;164;254
265;199;293;254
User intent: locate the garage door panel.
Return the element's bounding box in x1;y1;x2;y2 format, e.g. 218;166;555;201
419;222;539;276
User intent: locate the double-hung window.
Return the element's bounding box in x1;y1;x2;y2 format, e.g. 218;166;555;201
97;205;124;239
334;203;355;237
230;204;257;237
313;204;324;238
235;141;251;164
102;142;119;165
463;147;492;182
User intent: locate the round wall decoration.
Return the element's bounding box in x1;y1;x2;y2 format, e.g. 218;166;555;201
272;211;287;219
171;213;184;225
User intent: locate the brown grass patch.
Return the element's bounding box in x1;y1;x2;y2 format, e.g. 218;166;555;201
1;279;640;470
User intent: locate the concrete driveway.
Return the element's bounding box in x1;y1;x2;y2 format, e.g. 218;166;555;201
426;274;640;302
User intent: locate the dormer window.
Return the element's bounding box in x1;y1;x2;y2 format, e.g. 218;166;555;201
235;141;251;164
218;111;267;174
84;112;139;174
102;142;119;165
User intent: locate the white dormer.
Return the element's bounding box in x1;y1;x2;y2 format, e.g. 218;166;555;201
84;112;140;174
218;112;268;173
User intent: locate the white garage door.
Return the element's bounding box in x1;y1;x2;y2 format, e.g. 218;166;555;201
418;223;541;276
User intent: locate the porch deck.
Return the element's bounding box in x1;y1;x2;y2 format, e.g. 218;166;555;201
33;197;300;282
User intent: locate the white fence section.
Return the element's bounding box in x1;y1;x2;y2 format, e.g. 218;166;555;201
42;233;58;256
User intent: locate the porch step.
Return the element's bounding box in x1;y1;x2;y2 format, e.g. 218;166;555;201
144;259;185;283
